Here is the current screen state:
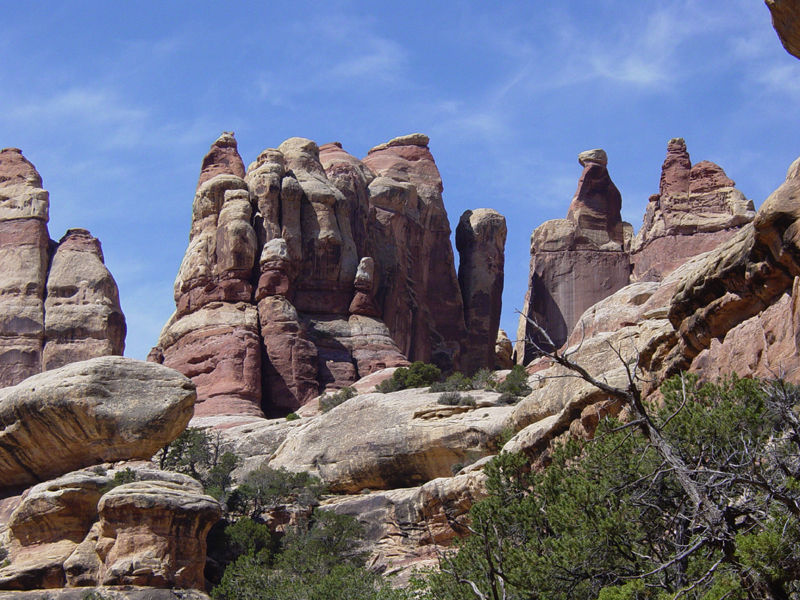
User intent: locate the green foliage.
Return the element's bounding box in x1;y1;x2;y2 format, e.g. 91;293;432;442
285;412;299;421
431;372;474;393
157;427;241;501
319;387;357;413
375;361;441;393
101;467;136;493
495;364;531;398
438;391;477;406
223;516;274;562
212;511;399;600
471;368;497;390
228;466;326;518
420;375;800;600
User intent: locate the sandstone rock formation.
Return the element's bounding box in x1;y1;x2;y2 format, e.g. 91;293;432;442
631;138;755;281
516;149;632;360
456;209;507;374
43;229;125;371
359;134;468;370
264;388;514;493
0;356;195;490
767;0;800;60
0;148;126;388
0;465;220;591
155;133;504;418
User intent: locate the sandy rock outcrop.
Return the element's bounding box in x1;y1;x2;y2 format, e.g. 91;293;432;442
0;148;126;388
0;590;211;600
323;464;489;579
268;388;514;493
516;149;632;361
456;209;507;375
0;356;195;490
157;132;494;418
631;138;755;281
0;465;220;591
0;149;51;387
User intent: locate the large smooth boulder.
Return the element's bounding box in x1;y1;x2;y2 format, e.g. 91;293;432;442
0;357;195;489
268;388;514;493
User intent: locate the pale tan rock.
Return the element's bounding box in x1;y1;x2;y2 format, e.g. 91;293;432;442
578;149;608;167
96;481;220;589
566;281;660;347
43;229;125;371
323;465;488;580
494;329;514;369
269;388;514;493
0;357;195;489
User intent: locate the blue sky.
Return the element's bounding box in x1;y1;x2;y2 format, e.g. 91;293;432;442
1;1;799;360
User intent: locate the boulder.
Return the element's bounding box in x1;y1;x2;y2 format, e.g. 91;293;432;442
456;209;507;374
0;357;195;489
269;388;514;493
0;465;220;591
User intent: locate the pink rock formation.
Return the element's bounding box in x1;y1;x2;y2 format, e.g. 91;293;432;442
159;134;263;418
0;149;125;388
456;209;507;374
360;134;468;371
631;138;755;281
156;134;419;417
516;150;632;362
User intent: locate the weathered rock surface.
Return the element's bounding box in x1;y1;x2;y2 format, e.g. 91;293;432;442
767;0;800;60
323;465;489;579
361;135;468;371
268;388;514;493
631;138;755;281
456;209;507;375
0;590;210;600
516;149;632;360
43;229;125;371
0;465;220;591
0;357;195;490
0;149;125;388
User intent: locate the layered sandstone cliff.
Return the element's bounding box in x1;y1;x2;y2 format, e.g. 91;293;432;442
0;149;125;387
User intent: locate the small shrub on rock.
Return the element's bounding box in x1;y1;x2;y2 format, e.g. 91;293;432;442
430;371;473;393
471;368;497;390
376;361;441;393
438;391;477;406
438;391;462;405
496;364;532;398
319;387;357;413
285;412;299;421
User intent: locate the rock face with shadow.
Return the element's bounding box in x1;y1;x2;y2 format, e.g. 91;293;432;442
154;133;506;417
0;149;125;388
516;149;633;361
